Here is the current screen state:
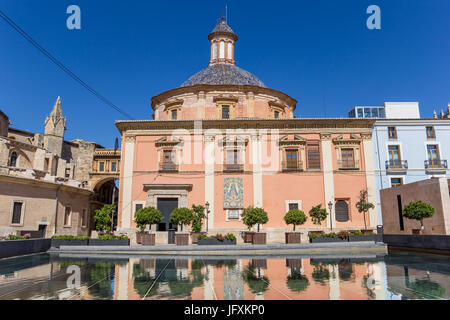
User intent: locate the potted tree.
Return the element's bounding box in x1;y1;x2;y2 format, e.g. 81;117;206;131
136;207;163;245
241;206;269;244
93;203;115;236
284;209;307;243
309;204;328;237
170;207;194;245
190;204;206;244
356;189;376;234
402;201;435;235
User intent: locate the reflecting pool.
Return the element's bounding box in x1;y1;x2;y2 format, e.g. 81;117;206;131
0;250;449;300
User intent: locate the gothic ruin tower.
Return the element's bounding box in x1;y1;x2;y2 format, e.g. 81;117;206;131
44;96;66;157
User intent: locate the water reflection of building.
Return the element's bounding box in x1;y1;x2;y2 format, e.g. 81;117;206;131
110;256;389;300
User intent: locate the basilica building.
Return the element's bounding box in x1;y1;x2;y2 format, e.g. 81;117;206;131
116;19;379;244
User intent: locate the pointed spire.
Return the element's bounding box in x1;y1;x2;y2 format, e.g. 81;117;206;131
433;110;437;119
440;109;445;118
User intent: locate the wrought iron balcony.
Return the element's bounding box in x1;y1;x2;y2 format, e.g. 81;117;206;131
424;160;448;169
223;163;244;172
282;161;303;172
159;162;179;172
385;160;408;170
337;160;359;170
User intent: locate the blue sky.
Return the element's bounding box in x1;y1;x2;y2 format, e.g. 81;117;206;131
0;0;449;148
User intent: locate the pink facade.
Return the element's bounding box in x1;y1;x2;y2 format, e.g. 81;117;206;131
116;19;379;244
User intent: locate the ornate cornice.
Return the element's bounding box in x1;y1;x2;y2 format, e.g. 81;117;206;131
116;118;376;134
320;133;332;141
213;95;239;103
151;84;297;111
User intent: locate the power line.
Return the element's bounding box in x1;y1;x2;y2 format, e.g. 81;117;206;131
0;9;135;120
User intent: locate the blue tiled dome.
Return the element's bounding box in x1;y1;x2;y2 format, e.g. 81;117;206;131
181;64;266;88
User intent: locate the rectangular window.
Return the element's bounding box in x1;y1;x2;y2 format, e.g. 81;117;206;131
274;111;279;119
161;149;177;171
225;149;242;171
340;148;355;168
99;162;105;172
288;203;299;211
134;203;144;219
285;149;299;170
364;108;371;118
222;105;230;119
65;168;71;179
379;108;386;118
426;126;435;139
427;145;439;166
111;162;117;172
11;202;23;224
371;108;378;118
81;209;88;227
388;127;397;139
171;109;177;120
357;108;364;118
388;145;401;167
227;209;240;220
64;207;71;226
306;142;321;169
391;178;403;188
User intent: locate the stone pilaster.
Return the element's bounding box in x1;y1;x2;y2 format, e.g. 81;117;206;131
251;132;263;208
321;133;335;229
120;134;135;230
362;132;378;228
329;264;340;300
204;134;215;232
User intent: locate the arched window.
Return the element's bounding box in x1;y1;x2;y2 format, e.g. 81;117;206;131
227;42;232;59
9;152;18;167
212;41;217;60
219;41;225;59
335;200;349;222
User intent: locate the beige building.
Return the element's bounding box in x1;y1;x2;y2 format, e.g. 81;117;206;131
380;177;450;235
0;98;120;238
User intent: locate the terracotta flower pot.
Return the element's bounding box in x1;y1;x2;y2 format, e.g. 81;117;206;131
285;232;301;244
141;233;155;246
191;232;206;244
252;233;266;245
243;231;255;243
175;233;189;246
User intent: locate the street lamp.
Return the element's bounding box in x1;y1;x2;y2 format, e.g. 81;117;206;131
328;201;333;231
205;201;210;234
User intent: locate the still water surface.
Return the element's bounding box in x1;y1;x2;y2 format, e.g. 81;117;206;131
0;250;449;300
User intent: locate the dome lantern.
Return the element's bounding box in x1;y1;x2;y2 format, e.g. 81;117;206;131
208;17;238;66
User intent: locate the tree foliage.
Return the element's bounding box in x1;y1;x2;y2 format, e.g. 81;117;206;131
135;207;163;232
284;209;307;231
403;201;435;228
93;203;116;232
355;189;375;229
191;204;206;233
241;206;269;232
309;204;328;225
170;207;194;231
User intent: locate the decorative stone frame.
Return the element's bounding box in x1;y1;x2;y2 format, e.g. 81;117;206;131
156;137;183;172
81;208;88;228
63;206;72;227
214;96;239;119
225;209;242;222
218;136;248;171
10;200;25;226
285;200;302;213
277;134;306;171
333;134;362;170
268;100;288;119
164;99;183;120
132;200;146;222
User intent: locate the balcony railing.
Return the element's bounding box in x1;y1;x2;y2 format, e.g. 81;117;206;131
159;163;178;172
424;160;448;169
282;161;303;171
385;160;408;170
337;160;359;170
223;163;244;172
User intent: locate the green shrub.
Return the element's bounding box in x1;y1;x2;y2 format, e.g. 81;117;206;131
241;206;269;232
225;233;236;241
51;235;89;240
5;234;26;240
284;209;307;231
309;204;328;225
170;207;194;232
135;207;163;232
93;203;116;232
402;201;435;229
98;234;129;240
